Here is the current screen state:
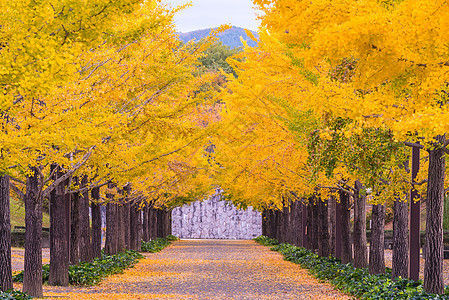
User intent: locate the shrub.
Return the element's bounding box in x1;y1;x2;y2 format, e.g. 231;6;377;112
0;290;31;300
255;235;449;299
141;236;177;253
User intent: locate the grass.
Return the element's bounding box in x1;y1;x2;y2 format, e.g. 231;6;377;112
10;197;50;229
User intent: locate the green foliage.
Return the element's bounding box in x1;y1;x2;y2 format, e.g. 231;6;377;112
13;250;143;286
197;42;242;76
255;236;449;299
141;236;177;252
444;194;449;231
0;290;31;300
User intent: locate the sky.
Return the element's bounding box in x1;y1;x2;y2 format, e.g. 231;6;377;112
162;0;261;33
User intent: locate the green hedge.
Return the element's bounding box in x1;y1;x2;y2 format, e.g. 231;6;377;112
0;290;31;300
255;235;449;299
13;236;177;287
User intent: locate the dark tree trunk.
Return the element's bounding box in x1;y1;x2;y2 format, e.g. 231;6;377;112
70;177;80;265
49;166;69;286
136;203;142;251
164;209;171;237
369;203;385;275
353;181;368;269
278;206;286;243
312;198;319;251
262;210;267;236
105;182;118;256
301;202;307;248
142;206;149;242
157;209;164;238
392;196;409;280
149;207;158;240
78;176;92;263
306;201;314;250
124;201;130;248
424;143;446;294
0;175;12;292
105;202;118;256
335;198;342;259
318;197;330;257
130;202;140;250
117;203;126;253
292;201;302;247
329;196;336;256
23;167;43;298
91;187;102;259
339;190;352;264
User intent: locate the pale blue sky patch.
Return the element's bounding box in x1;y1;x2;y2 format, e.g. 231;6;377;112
163;0;261;32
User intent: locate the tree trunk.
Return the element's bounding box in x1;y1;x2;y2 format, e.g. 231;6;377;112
424;143;446;294
105;202;118;256
329;196;336;256
318;197;330;257
392;195;409;280
91;187;102;259
23;167;43;298
312;198;319;251
130;202;139;250
105;183;118;256
340;190;352;264
157;209;164;238
124;201;130;248
164;209;171;237
353;181;368;269
70;177;80;265
78;175;92;263
0;175;12;292
142;206;149;242
369;203;385;275
306;201;314;250
49;166;69;286
117;204;126;253
262;210;267;236
149;206;157;240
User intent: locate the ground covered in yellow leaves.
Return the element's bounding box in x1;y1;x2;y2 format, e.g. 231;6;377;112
19;240;351;299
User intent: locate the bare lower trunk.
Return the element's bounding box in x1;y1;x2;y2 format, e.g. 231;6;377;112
78;176;92;263
424;144;445;294
23;167;43;298
318;197;330;257
392;196;409;280
329;196;336;256
306;201;313;250
49;166;69;286
130;202;141;250
124;202;131;248
369;203;385;275
149;207;158;240
339;190;352;264
0;175;12;292
353;181;368;269
312;198;319;251
70;177;80;265
142;206;149;242
91;187;102;259
105;202;118;256
117;204;126;253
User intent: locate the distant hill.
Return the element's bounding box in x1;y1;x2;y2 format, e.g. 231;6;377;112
177;26;258;49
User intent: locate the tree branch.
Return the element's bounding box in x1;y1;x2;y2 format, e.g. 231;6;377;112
9;182;25;200
42;146;95;198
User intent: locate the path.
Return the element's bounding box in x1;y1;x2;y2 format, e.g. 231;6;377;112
27;240;351;299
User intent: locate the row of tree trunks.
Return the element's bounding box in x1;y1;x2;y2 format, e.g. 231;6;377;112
0;175;13;292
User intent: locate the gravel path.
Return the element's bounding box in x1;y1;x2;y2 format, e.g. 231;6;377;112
33;239;351;299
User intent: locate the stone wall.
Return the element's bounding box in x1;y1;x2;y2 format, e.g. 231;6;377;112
172;190;262;239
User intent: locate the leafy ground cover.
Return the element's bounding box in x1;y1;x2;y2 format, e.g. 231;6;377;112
0;290;31;300
255;236;449;300
12;236;176;290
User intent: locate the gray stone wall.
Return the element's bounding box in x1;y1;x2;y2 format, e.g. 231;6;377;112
172;190;262;239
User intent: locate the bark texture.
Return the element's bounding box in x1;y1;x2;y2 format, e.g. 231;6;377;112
91;187;102;259
70;178;80;265
23;167;43;297
369;203;385;275
339;190;352;264
424;144;445;294
105;202;118;255
392;196;409;280
49;167;69;286
353;181;368;269
318;197;330;257
142;206;149;242
78;176;92;263
329;196;336;256
0;175;12;292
